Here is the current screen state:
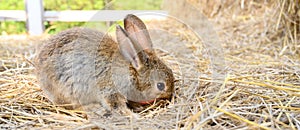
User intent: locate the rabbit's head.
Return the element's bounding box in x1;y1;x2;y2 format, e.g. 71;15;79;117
116;14;175;105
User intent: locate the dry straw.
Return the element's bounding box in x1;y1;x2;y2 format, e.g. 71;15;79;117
0;0;299;129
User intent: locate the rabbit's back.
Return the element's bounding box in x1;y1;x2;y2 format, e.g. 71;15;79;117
35;28;118;106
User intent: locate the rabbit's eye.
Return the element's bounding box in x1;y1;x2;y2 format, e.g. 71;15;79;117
157;82;165;91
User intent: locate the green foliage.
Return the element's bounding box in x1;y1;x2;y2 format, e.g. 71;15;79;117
0;0;26;34
0;0;24;10
0;0;163;35
114;0;162;10
0;21;26;34
44;22;86;34
42;0;105;34
43;0;104;10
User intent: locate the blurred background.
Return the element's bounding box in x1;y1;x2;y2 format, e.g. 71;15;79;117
0;0;299;129
0;0;163;34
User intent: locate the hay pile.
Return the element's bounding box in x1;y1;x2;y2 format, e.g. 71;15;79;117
0;0;299;129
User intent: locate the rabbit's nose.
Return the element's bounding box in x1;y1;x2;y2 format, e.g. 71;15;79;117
157;82;165;91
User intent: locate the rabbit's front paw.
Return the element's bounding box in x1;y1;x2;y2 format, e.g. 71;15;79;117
105;93;140;119
83;103;112;119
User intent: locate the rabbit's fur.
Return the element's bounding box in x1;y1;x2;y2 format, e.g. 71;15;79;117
35;14;174;117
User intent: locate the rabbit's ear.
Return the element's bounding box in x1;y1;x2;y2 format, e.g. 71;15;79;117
124;14;153;52
116;25;141;69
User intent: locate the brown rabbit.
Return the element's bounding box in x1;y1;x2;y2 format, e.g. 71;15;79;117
35;14;174;117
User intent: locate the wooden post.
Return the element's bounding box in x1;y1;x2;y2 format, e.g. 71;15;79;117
104;0;114;27
25;0;44;35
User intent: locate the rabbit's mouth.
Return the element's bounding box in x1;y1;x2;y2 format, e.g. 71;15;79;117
127;97;172;112
127;97;169;105
128;99;156;105
136;99;159;105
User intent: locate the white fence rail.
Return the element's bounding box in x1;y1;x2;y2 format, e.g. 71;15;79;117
0;0;167;35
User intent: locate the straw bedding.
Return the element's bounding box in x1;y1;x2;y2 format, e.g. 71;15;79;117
0;0;299;129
